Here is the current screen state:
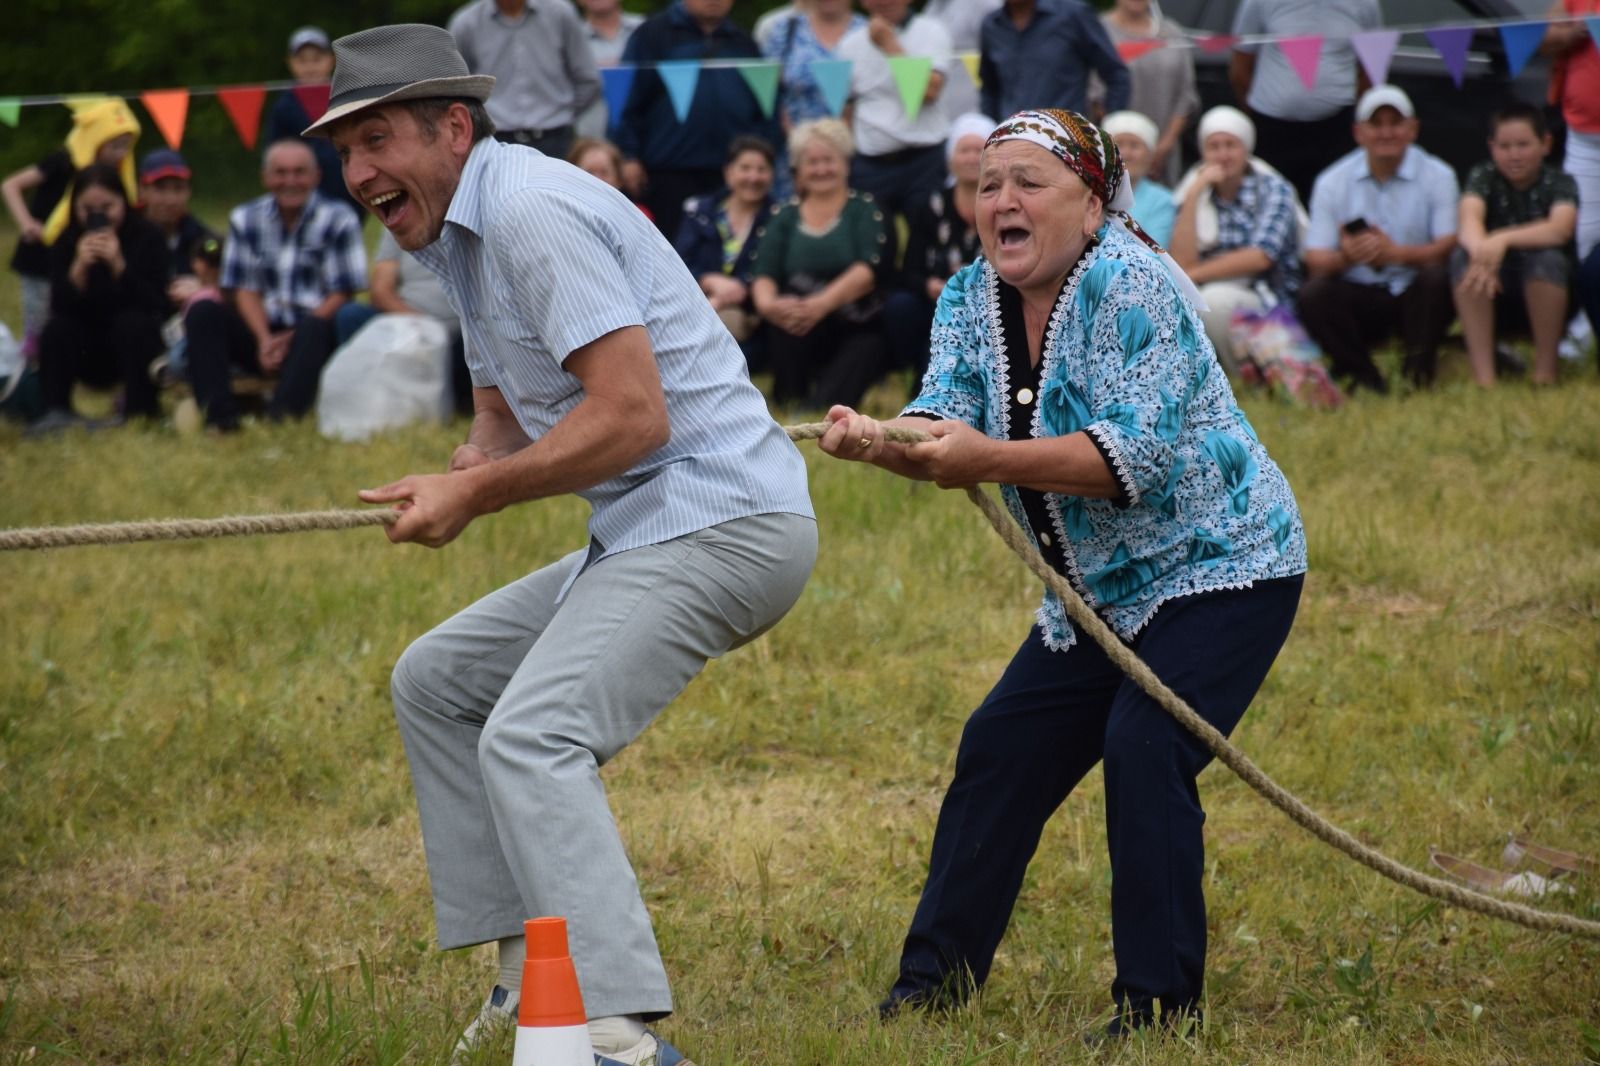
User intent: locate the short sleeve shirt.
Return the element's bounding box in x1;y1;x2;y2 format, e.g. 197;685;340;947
1232;0;1380;121
1212;171;1301;304
410;138;814;583
220;191;366;328
750;192;889;288
1464;161;1580;231
1306;145;1460;294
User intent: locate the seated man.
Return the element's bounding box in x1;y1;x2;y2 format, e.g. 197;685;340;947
184;139;365;431
335;227;472;416
1298;86;1459;393
1170;106;1302;374
1452;101;1579;387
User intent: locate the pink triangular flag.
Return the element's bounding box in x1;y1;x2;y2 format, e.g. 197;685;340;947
292;83;331;123
1350;30;1401;89
1117;39;1164;64
140;89;189;150
1277;36;1324;92
1424;27;1473;88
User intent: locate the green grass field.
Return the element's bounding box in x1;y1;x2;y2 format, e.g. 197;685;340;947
2;193;1599;1063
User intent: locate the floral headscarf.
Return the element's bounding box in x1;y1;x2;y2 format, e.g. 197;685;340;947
986;108;1206;309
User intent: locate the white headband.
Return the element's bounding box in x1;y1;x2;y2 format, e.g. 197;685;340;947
1197;106;1256;154
1101;111;1160;152
946;112;997;165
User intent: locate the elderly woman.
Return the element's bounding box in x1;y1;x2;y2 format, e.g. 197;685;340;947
820;109;1306;1039
1170;106;1304;374
1102;110;1176;246
751;118;889;408
886;112;993;377
675;136;778;350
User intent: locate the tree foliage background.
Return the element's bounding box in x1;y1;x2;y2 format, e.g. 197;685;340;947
0;0;779;191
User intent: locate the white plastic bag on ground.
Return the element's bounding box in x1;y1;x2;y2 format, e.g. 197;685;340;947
318;313;452;442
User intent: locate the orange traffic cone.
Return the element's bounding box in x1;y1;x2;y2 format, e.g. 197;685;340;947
512;917;595;1066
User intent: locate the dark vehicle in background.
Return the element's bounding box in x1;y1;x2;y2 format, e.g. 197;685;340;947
1159;0;1558;180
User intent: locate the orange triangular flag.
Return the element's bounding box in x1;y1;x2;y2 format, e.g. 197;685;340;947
1116;39;1165;63
141;89;190;150
218;86;267;151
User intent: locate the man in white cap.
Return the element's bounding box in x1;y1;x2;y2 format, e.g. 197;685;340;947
307;23;816;1065
1298;85;1459;393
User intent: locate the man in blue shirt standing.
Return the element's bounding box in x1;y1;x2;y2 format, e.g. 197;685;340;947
978;0;1129;122
1298;86;1459;393
612;0;781;239
313;23;816;1065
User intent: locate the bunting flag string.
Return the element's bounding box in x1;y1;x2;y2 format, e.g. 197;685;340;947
0;13;1596;143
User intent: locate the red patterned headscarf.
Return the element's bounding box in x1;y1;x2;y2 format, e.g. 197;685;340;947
985;109;1207;309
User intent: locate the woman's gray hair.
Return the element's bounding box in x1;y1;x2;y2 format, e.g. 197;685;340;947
787;118;854;167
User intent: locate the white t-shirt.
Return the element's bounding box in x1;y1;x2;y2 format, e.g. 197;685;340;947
838;15;954;157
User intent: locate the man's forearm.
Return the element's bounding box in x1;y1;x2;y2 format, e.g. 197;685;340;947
232;289;272;343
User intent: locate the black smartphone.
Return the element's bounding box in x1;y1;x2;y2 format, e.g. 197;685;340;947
1341;217;1370;236
84;210;111;231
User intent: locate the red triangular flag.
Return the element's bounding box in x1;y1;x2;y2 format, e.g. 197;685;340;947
217;86;267;151
292;83;331;123
140;89;190;150
1196;34;1237;55
1116;39;1165;64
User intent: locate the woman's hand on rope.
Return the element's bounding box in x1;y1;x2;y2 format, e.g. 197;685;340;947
358;472;483;548
817;405;886;462
904;420;996;489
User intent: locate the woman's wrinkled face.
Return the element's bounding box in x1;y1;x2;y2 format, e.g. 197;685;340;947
950;134;985;186
74;184;126;230
725;149;774;205
1201;132;1249;183
1112;132;1151;182
976;140;1102;298
795;138;847;196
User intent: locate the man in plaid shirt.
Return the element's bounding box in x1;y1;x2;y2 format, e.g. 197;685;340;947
182;139;366;431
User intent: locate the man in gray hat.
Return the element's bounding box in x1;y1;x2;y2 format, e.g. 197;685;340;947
308;23;816;1065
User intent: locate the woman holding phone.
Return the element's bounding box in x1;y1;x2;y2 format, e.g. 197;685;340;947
32;164;169;433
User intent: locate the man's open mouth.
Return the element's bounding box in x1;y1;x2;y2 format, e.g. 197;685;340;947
369;189;408;225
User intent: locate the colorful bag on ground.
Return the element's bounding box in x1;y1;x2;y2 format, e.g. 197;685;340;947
1229;303;1344;409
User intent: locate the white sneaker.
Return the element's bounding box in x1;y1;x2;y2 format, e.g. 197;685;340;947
595;1029;696;1066
452;985;517;1063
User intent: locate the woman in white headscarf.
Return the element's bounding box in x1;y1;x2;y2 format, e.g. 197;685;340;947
1170;106;1305;373
818;108;1306;1042
1101;110;1176;246
886;112;994;376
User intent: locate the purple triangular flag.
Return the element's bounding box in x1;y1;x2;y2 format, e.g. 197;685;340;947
601;66;636;130
1424;26;1473;88
1499;22;1547;79
1350;30;1400;89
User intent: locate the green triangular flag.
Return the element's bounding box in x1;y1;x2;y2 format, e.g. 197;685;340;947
887;56;933;122
0;98;21;128
736;61;781;120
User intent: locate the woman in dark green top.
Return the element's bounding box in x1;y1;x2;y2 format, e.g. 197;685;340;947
750;118;889;408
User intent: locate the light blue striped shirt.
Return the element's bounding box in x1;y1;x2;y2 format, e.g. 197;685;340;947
412;137;814;583
1306;145;1460;295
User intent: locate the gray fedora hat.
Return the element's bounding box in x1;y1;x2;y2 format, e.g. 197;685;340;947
303;23;494;137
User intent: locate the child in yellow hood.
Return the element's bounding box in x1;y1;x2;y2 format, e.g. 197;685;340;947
2;97;140;357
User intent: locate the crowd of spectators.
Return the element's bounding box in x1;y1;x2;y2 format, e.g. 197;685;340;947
5;1;1600;436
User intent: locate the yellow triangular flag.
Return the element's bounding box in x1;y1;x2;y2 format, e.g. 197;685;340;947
961;52;981;87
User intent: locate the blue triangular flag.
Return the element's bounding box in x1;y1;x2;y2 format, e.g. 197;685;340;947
1499;21;1547;79
1588;17;1600;49
601;66;636;129
1424;26;1473;88
808;59;853;117
658;61;701;123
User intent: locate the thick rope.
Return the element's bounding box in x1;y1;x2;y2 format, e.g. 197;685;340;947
0;509;395;551
782;421;1600;939
2;424;1597;937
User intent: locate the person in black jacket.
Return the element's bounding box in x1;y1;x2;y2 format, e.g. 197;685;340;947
673;135;777;363
31;165;170;432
